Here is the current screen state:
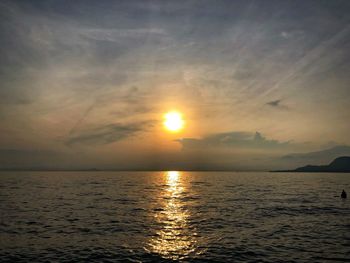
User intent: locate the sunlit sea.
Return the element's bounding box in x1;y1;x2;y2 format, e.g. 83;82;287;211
0;171;349;262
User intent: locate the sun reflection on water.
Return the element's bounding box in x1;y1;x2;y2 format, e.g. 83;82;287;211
148;171;199;260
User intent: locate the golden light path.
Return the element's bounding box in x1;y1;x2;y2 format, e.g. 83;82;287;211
148;171;201;260
163;111;184;132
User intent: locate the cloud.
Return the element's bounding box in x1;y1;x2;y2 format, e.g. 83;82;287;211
280;30;304;39
266;99;281;107
0;0;349;170
177;131;292;151
0;149;59;169
265;99;289;110
175;131;315;171
66;122;153;146
67;85;152;136
271;145;350;170
281;145;350;162
80;28;167;42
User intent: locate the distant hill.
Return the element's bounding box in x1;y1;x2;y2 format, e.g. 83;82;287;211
281;145;350;162
272;156;350;173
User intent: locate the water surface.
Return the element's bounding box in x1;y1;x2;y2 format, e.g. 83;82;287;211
0;171;349;262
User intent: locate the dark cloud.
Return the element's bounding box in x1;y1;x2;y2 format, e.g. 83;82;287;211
177;131;291;151
66;121;153;146
273;145;350;170
266;99;289;110
281;145;350;162
266;100;281;107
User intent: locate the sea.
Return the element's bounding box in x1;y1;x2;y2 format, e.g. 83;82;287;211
0;171;349;262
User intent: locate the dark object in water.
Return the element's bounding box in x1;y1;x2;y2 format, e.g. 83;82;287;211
341;190;347;199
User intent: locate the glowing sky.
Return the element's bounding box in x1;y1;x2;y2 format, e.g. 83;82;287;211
0;0;349;170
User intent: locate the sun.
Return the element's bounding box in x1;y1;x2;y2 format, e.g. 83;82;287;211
163;111;184;132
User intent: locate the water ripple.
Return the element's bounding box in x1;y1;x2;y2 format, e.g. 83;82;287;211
0;171;349;262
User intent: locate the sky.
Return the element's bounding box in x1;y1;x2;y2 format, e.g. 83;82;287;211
0;0;350;170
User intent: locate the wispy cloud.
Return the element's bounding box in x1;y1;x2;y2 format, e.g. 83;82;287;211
66;121;153;146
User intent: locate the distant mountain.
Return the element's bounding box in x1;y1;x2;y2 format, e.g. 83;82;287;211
281;145;350;161
273;156;350;173
277;145;350;170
